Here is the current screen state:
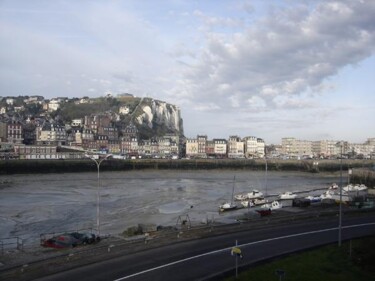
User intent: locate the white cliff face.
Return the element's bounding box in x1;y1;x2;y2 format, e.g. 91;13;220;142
135;99;182;133
138;105;153;128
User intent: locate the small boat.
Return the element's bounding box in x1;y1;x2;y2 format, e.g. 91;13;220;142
219;202;237;212
253;198;267;205
328;183;339;190
261;200;282;210
241;200;254;208
330;190;351;203
219;176;237;212
234;194;248;201
235;189;263;201
305;195;321;203
247;189;263;199
279;191;297;200
343;184;368;192
320;190;334;199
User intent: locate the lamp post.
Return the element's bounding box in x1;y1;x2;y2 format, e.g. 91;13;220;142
265;156;268;197
86;154;112;236
264;144;268;197
336;142;343;247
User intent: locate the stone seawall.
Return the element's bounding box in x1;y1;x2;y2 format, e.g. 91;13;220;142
0;158;374;175
351;168;375;189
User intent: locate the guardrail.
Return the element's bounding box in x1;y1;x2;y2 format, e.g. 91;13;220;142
1;206;375;281
0;237;23;255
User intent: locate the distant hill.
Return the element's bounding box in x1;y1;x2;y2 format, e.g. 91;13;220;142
58;96;184;139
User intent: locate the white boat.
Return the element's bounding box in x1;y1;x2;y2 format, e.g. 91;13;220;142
235;189;263;200
261;200;282;210
219;176;237;212
278;191;297;200
219;202;237;211
234;194;248;201
320;190;334;199
328;183;339;190
253;198;267;205
241;200;254;208
247;189;263;199
343;184;368;192
305;195;321;203
330;191;351;203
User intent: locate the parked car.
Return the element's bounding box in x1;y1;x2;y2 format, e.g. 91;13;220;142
42;232;99;249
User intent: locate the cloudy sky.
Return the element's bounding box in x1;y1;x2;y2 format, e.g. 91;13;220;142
1;0;374;144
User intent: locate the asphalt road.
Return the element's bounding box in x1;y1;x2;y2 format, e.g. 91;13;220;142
33;214;375;281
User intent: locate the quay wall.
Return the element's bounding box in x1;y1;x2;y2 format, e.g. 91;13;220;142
351;168;375;189
0;159;374;176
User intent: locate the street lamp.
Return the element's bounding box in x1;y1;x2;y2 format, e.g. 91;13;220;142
86;153;112;236
265;155;268;197
264;144;268;197
336;141;344;247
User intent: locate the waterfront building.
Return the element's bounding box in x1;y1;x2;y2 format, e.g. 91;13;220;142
7;119;24;144
186;138;198;158
256;138;265;158
37;122;66;146
84;114;111;135
197;135;207;158
281;137;298;158
213;139;227;158
243;136;257;158
228;136;245;158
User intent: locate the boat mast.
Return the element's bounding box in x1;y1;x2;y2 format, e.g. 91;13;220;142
231;176;236;205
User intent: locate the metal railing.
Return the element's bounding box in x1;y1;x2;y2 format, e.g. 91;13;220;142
0;237;23;255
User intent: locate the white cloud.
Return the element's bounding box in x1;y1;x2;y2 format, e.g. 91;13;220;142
178;0;375;114
0;0;374;143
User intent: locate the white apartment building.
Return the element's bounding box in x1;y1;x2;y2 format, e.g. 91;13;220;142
197;135;207;157
228;136;245;158
312;140;340;157
186;138;198;157
282;137;375;158
256;138;265;158
282;137;312;158
48;99;61;112
213;139;227;157
37;123;67;146
243;136;258;158
281;138;297;157
243;136;265;158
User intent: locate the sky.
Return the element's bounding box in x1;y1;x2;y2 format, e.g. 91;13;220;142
0;0;374;144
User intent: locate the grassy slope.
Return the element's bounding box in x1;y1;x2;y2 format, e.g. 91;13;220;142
226;236;375;281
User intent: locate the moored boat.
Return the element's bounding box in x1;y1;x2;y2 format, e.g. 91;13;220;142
261;200;282;210
235;189;263;201
279;191;297;200
241;200;254;208
247;189;263;199
219;176;238;212
219;202;237;212
343;184;368;192
305;195;321;203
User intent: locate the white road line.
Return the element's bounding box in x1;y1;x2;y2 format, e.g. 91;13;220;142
113;222;375;280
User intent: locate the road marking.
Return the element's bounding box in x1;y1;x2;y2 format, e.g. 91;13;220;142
113;222;375;280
